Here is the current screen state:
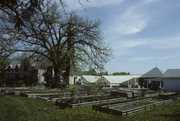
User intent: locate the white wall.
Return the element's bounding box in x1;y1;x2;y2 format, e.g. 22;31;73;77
163;79;180;92
120;78;138;88
69;75;74;85
110;83;120;88
37;70;45;84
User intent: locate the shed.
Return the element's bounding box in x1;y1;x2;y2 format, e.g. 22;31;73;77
162;69;180;92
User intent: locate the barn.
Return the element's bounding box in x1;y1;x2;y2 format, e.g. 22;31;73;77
162;69;180;92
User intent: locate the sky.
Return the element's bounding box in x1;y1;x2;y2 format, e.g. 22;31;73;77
65;0;180;74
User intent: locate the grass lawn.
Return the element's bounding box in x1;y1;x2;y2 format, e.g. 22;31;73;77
0;92;180;121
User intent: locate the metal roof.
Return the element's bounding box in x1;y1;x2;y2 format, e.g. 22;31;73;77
101;75;141;84
82;75;101;83
140;67;163;78
162;69;180;78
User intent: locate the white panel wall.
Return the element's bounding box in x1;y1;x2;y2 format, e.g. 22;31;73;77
69;76;74;85
110;83;120;88
37;70;45;84
163;79;180;92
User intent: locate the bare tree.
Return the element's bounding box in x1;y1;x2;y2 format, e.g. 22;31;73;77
0;0;43;29
0;1;110;87
0;0;87;29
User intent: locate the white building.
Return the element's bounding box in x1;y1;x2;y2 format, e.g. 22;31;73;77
75;75;100;85
162;69;180;92
96;75;141;88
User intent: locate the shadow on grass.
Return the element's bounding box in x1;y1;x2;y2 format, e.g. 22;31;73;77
0;93;6;97
160;111;180;121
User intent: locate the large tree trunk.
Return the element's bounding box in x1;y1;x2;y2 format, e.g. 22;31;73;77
65;35;75;85
53;66;61;88
69;58;74;85
65;57;74;85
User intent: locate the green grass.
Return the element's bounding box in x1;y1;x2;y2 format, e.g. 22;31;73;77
137;99;159;105
0;92;180;121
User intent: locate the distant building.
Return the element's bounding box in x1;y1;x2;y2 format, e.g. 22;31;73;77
162;69;180;92
5;60;45;85
96;75;141;88
139;67;163;90
75;75;100;85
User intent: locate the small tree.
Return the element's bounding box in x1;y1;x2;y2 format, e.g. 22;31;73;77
65;85;80;103
84;83;102;95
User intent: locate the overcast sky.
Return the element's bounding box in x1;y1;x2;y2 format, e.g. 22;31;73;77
66;0;180;74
